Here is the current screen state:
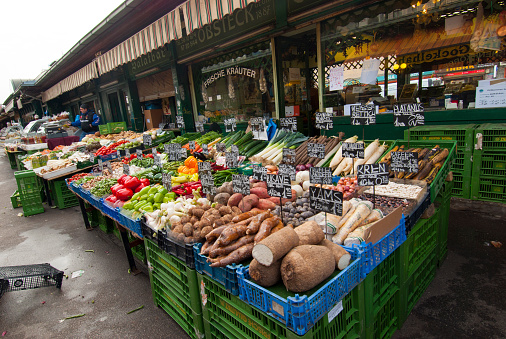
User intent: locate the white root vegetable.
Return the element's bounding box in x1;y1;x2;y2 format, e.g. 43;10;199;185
330;136;358;168
252;226;300;266
343;222;375;246
316;143;341;167
358;209;383;227
294;221;325;245
353;139;379;173
333;202;373;244
320;239;351;270
365;143;387;164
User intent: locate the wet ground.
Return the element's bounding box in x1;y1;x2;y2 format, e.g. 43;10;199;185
0;152;505;338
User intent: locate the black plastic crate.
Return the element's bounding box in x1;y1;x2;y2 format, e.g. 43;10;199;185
158;229;196;269
0;264;63;292
141;218;158;243
405;192;431;234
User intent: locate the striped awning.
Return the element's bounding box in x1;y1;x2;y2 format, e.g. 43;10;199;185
60;62;98;94
181;0;259;34
41;82;62;103
97;9;182;75
4;99;14;112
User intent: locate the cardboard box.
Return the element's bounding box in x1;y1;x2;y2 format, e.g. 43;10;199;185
362;206;402;244
144;109;163;130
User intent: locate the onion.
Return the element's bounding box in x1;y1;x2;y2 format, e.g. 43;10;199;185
296;164;306;171
305;163;313;168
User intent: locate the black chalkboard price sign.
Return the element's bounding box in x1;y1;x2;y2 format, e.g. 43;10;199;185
357;163;390;186
309;186;343;216
315;112;333;130
123;163;129;175
136;149;143;158
167;143;181;161
278;164;296;181
390;151;419;173
350;104;376;126
309;167;333;185
143;134;152;147
282;148;296;165
225;152;238;168
266;174;292;199
252;165;267;181
393;103;424;127
162;173;172;191
201;144;209;155
195;121;204;133
189;141;196;151
232;174;250;195
224;118;236;132
342;142;364;159
280;117;297;132
176;116;185;129
216;143;226;153
307;143;325;159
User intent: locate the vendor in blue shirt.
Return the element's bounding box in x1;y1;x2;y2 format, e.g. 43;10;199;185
71;104;101;140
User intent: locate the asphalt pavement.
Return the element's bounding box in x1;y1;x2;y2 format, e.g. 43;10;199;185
0;151;504;338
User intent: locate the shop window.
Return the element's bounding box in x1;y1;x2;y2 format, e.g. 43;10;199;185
193;42;274;124
321;1;506;113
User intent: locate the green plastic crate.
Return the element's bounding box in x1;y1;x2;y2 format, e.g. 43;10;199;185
435;185;451;267
364;290;401;339
20;195;44;217
199;271;364;339
384;140;457;202
363;247;401;329
6;151;19;169
85;203;98;227
400;207;440;284
473;151;506;177
51;180;79;209
145;239;201;313
474;123;506;151
107;122;127;134
10;190;22;208
97;213;113;233
14;170;41;198
151;274;205;339
98;124;110;135
399;249;437;326
404;124;476;153
450;172;471;199
471;176;506;203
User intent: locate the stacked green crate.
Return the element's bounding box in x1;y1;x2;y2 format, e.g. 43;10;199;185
10;190;22;208
84;202;99;226
435;181;453;266
14;170;44;217
471;123;506;203
6;151;19;169
97;212;113;233
398;207;440;326
199;271;364;339
404;124;476;199
363;248;402;339
51;179;79;209
145;239;204;339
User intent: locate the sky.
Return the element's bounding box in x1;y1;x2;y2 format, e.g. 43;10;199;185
0;0;125;103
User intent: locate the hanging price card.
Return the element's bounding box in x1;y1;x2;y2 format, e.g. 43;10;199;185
393;103;424;127
282;148;296;165
225;152;238;168
342;142;365;159
224;118;236;132
232;174;250;195
266;174;292;199
278;164;296;181
176;116;185;129
216;143;226;153
280;117;297;132
252;165;267;181
309;167;333;185
350;104;376;125
162;173;172;191
137;149;143;158
390;152;418;173
189;141;196;151
309;186;343;215
201;144;209;155
315;112;333;130
357;163;390;186
123;163;129;175
307;143;325;159
154;154;162;167
143;134;152;146
89;153;95;163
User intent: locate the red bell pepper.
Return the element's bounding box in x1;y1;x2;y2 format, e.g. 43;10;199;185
145;154;154;159
140;178;150;186
116;187;133;201
135;183;147;193
118;175;128;185
111;183;124;195
123;176;141;190
130;153;137;159
106;194;118;203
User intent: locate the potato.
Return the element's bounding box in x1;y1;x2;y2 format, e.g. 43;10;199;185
201;226;213;237
221;214;233;223
184;236;195;244
192;208;205;219
173;225;183;234
180;215;191;225
176;233;185;242
183;223;193;237
171;222;182;231
227;193;243;207
219;206;233;216
214;193;231;206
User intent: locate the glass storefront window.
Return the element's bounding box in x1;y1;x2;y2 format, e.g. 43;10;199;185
194;42;274;124
321;1;506;113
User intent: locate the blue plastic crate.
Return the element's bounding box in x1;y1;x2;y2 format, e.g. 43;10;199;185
98;153;119;161
118;210;143;238
100;199;121;223
345;215;406;279
332;175;341;184
236;247;362;335
193;243;243;295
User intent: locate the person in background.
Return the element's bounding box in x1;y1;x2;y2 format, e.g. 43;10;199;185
71;104;100;140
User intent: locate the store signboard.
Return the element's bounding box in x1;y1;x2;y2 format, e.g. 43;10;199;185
393;103;424;127
128;45;172;75
287;0;327;15
175;0;275;58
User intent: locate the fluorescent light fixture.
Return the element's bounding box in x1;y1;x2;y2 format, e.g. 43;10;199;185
81;93;94;99
100;80;119;89
135;67;160;78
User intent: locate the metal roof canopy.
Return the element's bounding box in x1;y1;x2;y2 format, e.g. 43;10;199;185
36;0;183;91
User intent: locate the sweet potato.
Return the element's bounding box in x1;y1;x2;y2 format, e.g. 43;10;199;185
200;240;214;255
252;226;299;266
254;216;281;244
320;239;351;270
281;245;335;292
294;221;325;245
256;199;277;210
249;259;281;287
250;187;269;199
227;193;243;207
217;224;249;246
210;243;254;267
214;193;231;206
205;225;228;241
252;181;267;189
239;194;260;212
210;235;255;258
246;211;272;235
